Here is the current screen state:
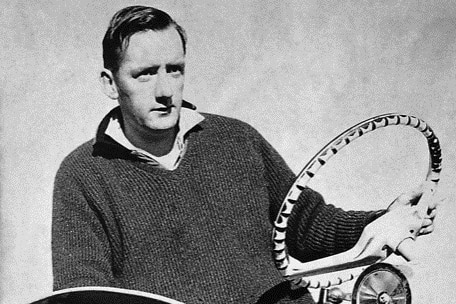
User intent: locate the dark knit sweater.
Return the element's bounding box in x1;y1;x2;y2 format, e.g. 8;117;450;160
52;109;380;304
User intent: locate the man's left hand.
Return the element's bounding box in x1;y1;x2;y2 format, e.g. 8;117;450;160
387;182;440;236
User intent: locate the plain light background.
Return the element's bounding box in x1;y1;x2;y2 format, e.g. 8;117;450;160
1;1;455;303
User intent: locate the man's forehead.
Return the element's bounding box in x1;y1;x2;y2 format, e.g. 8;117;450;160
121;28;185;66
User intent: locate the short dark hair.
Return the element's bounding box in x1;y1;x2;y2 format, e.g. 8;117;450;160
102;5;187;72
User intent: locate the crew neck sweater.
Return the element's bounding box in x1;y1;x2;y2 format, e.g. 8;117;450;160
52;111;380;304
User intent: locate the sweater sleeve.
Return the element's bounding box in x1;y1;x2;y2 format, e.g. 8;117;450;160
52;162;116;290
254;128;385;263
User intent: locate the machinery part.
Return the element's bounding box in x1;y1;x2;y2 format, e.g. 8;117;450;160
352;263;411;304
325;287;350;303
28;286;185;304
272;113;442;288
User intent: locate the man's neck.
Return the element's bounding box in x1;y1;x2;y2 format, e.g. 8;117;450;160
123;124;178;157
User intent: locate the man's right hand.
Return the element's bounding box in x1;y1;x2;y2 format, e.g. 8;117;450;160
354;183;440;261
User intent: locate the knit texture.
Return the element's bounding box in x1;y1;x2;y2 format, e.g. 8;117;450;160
52;110;381;304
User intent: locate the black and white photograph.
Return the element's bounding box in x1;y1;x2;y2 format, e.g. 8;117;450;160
1;1;455;303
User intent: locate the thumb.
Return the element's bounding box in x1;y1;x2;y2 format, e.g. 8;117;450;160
389;184;423;209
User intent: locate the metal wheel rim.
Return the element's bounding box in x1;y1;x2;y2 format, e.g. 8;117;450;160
272;113;442;286
352;263;411;304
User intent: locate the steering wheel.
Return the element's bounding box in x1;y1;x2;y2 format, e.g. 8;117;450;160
272;113;442;290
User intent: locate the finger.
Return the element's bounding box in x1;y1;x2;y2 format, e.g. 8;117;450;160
389;193;417;210
398;190;421;205
421;189;440;210
421;194;445;216
396;237;417;261
419;225;435;235
414;186;438;219
426;197;438;210
399;183;428;206
426;207;437;219
421;218;433;228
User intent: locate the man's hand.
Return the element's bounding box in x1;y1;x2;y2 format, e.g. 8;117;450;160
350;182;442;262
387;182;439;235
353;204;424;261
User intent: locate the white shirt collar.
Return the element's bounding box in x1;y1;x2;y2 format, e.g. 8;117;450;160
105;107;205;170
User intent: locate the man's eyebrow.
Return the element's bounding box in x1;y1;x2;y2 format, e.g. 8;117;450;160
166;62;185;69
132;65;159;76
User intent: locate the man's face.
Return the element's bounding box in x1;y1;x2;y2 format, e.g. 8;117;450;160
112;27;185;134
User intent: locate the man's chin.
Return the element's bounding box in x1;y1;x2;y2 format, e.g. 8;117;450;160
144;116;179;133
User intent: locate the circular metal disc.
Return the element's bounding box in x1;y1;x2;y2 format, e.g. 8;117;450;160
352;263;411;304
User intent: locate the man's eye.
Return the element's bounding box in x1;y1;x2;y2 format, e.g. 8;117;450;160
137;73;154;81
135;68;158;79
167;65;184;75
136;70;157;81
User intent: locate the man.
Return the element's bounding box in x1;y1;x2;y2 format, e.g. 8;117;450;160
52;5;437;304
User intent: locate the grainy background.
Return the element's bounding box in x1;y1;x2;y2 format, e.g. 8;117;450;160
1;1;455;303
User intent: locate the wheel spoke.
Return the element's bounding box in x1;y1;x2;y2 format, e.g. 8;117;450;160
352;264;411;304
357;298;378;304
358;289;377;300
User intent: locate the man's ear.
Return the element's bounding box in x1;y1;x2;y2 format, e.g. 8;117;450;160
99;68;119;100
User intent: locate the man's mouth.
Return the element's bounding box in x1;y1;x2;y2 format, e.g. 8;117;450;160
152;105;174;114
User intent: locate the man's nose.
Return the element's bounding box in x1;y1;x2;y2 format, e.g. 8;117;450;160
155;71;172;104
